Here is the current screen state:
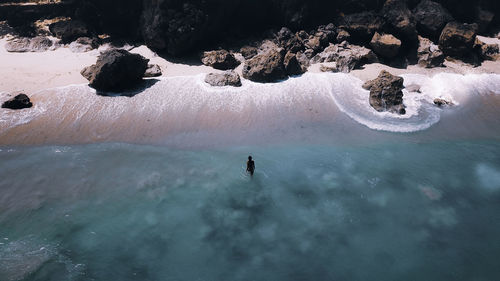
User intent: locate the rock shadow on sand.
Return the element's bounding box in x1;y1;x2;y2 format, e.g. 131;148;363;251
94;79;160;97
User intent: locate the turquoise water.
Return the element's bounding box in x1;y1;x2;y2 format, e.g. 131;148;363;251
1;141;500;281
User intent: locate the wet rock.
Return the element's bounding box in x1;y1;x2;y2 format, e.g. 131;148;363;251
49;20;89;44
370;32;401;58
81;49;149;92
312;42;378;72
144;64;162;77
382;0;417;39
413;0;453;41
434;98;454;107
417;36;445;67
363;70;406;114
283;51;306;76
242;49;287;83
5;37;54;52
439;22;478;58
201;50;240;70
69;37;99;53
2;94;33;110
205;70;242;87
240;46;258;60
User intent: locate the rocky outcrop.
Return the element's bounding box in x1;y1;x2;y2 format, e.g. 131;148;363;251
205;70;242;87
242;49;287;82
240;46;258;60
312;41;378;72
144;64;162;77
81;49;149;92
4;36;54;52
370;32;401;58
439;22;478;58
417;36;445;67
49;20;90;43
381;0;417;40
363;70;406;114
413;0;453;41
201;50;240;70
338;11;385;43
2;94;33;110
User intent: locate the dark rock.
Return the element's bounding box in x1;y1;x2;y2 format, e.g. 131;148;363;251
475;39;499;60
382;0;417;39
284;51;306;76
2;94;33;110
69;37;99;52
201;50;240;70
205;70;242;87
240;46;258;60
434;98;454;107
81;49;149;92
475;7;495;33
363;70;406;114
338;11;386;43
5;36;53;53
144;64;162;77
242;49;287;83
417;36;445;67
276;27;305;53
413;0;454;41
439;22;478;58
370;32;402;58
49;20;89;44
312;42;378;72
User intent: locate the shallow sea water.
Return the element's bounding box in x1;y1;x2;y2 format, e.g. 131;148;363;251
1;140;500;281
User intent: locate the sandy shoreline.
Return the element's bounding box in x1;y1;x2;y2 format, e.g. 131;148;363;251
1;36;500;93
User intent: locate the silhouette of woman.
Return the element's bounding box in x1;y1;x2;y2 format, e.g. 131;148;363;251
246;156;255;176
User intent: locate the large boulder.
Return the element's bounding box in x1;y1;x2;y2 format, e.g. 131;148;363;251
201;50;240;70
5;37;54;53
2;94;33;110
242;49;287;82
439;22;478;58
81;49;149;92
49;20;90;44
413;0;454;41
312;42;378;72
205;70;242;87
381;0;417;39
337;11;386;44
370;32;401;58
363;70;406;114
417;36;445;67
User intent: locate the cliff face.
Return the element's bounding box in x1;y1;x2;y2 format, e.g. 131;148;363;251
35;0;500;55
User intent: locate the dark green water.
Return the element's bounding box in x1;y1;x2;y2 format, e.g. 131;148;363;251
1;141;500;281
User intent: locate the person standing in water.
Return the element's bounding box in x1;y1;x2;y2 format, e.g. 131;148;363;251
247;156;255;176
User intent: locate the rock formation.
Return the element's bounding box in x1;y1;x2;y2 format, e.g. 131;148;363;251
363;70;406;114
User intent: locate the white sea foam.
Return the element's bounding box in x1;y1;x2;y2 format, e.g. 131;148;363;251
1;72;499;144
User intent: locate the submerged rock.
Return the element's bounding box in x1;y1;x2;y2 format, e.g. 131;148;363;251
242;49;287;82
144;64;162;77
363;70;406;114
434;98;454;107
5;37;54;52
205;70;242;87
2;94;33;110
201;50;240;70
81;49;149;92
370;32;401;58
439;22;477;58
